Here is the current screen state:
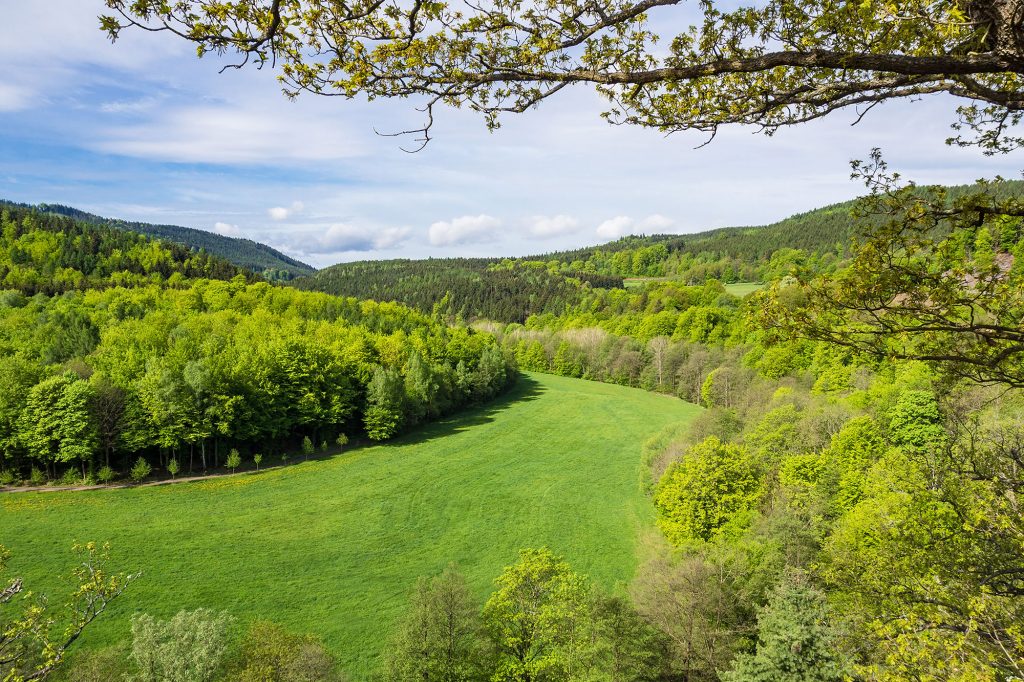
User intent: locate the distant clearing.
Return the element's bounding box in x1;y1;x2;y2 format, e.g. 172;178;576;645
623;278;764;296
0;373;700;679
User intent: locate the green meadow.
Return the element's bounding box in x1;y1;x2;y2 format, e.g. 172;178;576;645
0;373;700;678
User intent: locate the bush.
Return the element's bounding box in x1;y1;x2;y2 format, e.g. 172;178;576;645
130;457;152;483
129;609;234;682
336;434;349;451
320;440;328;452
58;468;81;486
228;620;343;682
0;470;14;486
28;467;46;486
301;436;314;456
97;465;116;483
167;458;180;479
253;453;263;471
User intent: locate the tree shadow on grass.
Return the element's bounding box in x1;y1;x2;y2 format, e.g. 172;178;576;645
378;373;546;449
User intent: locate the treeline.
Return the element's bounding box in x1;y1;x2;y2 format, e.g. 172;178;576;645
294;258;622;323
0;280;516;484
0;205;254;294
513;179;1024;282
29;201;315;279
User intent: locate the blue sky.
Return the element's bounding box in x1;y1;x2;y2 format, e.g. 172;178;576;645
1;1;1021;268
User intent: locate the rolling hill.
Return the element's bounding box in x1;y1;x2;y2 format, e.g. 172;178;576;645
0;373;701;680
1;201;314;280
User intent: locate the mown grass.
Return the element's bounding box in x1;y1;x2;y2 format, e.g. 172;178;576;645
0;373;700;679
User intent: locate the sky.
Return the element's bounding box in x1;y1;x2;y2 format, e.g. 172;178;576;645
1;2;1021;268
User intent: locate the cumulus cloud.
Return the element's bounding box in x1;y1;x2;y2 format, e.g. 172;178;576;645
527;214;581;238
212;221;242;237
595;214;676;240
268;201;305;221
596;216;635;240
429;214;502;246
316;223;412;253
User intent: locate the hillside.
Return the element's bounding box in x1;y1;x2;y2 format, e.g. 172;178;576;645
298;180;1024;321
4;201;315;280
0;373;702;679
294;258;622;323
0;203;254;294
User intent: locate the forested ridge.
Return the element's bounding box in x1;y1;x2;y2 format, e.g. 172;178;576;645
3;200;316;281
294;257;623;323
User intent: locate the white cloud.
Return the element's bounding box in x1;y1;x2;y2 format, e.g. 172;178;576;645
595;214;676;240
527;214;581;238
91;106;364;164
639;214;675;231
596;216;635;240
212;222;242;237
268;201;305;221
315;223;412;253
429;214;502;246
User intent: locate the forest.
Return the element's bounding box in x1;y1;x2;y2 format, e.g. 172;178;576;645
0;207;516;485
8;201;316;281
295;258;623;323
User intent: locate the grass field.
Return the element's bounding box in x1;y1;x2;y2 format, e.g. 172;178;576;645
0;373;700;679
623;278;765;297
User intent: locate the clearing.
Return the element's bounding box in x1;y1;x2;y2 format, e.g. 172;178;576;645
0;373;700;678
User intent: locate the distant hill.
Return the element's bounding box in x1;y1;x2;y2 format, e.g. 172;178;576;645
297;179;1024;320
0;202;256;295
292;258;622;323
9;201;315;280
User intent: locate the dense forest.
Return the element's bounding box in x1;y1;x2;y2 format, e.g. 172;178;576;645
294;258;622;323
0;210;515;485
5;201;316;281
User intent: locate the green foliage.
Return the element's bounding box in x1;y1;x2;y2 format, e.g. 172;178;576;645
654;437;763;545
335;434;348;449
130;457;152;483
364;367;406;440
385;566;484;682
252;454;262;471
96;466;116;484
226;449;241;473
128;609;234;682
300;438;314;456
167;459;180;479
226;620;342;682
722;570;849;682
483;548;593;682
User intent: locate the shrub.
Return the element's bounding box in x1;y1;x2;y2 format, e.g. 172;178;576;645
301;436;314;457
130;457;152;483
336;434;349;451
58;468;80;486
320;440;328;452
129;609;234;682
0;470;14;486
28;467;46;486
228;620;343;682
97;465;116;483
226;449;241;473
253;453;263;471
167;458;180;479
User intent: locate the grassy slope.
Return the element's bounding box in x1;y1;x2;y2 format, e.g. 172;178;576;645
0;373;700;678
